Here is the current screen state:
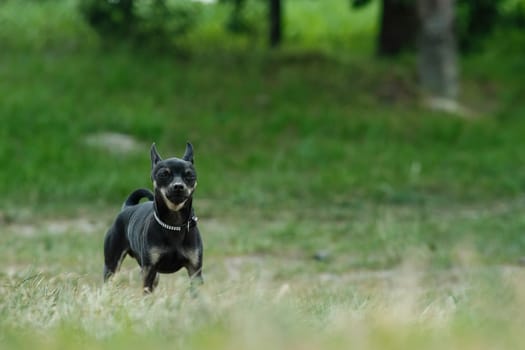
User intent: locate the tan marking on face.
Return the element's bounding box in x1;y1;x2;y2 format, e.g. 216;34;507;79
159;188;187;211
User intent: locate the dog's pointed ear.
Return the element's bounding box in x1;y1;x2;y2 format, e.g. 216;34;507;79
183;142;194;164
150;143;162;168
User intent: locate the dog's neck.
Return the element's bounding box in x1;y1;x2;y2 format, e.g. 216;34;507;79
153;191;193;227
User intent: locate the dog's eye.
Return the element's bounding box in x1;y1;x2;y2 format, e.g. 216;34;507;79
158;169;171;179
184;171;195;180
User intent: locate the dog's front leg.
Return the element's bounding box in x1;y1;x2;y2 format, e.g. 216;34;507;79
186;264;203;297
142;265;158;294
188;267;203;285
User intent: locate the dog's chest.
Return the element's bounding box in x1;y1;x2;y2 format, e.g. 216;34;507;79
149;245;199;271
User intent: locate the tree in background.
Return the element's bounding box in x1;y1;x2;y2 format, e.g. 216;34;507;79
352;0;418;56
222;0;282;47
80;0;518;54
269;0;282;47
377;0;418;55
353;0;418;56
418;0;459;110
353;0;518;56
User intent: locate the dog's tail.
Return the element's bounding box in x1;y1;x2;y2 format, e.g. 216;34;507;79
122;188;154;209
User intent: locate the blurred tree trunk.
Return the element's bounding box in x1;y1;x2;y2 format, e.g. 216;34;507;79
417;0;458;101
378;0;418;56
269;0;282;47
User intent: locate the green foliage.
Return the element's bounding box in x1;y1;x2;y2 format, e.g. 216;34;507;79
457;0;504;52
0;0;524;212
79;0;198;50
219;0;250;33
79;0;136;37
501;0;525;28
351;0;372;8
217;0;266;38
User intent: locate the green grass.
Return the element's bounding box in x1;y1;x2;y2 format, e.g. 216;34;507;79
1;0;525;349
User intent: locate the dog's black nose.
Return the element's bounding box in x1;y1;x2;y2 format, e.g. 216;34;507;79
171;183;184;191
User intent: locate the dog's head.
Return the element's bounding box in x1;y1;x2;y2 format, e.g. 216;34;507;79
150;142;197;211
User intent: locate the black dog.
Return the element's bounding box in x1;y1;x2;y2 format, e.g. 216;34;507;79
103;142;203;294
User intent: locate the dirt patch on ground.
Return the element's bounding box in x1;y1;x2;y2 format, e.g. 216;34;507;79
4;217;106;237
84;132;145;155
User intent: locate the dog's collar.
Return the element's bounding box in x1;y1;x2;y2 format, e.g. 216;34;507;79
153;211;198;232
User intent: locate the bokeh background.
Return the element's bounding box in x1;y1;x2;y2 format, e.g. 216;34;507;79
1;0;525;349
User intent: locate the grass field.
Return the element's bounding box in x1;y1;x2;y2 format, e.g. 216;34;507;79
1;0;525;349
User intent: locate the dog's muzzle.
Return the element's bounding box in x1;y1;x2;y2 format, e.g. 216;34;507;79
166;183;192;204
